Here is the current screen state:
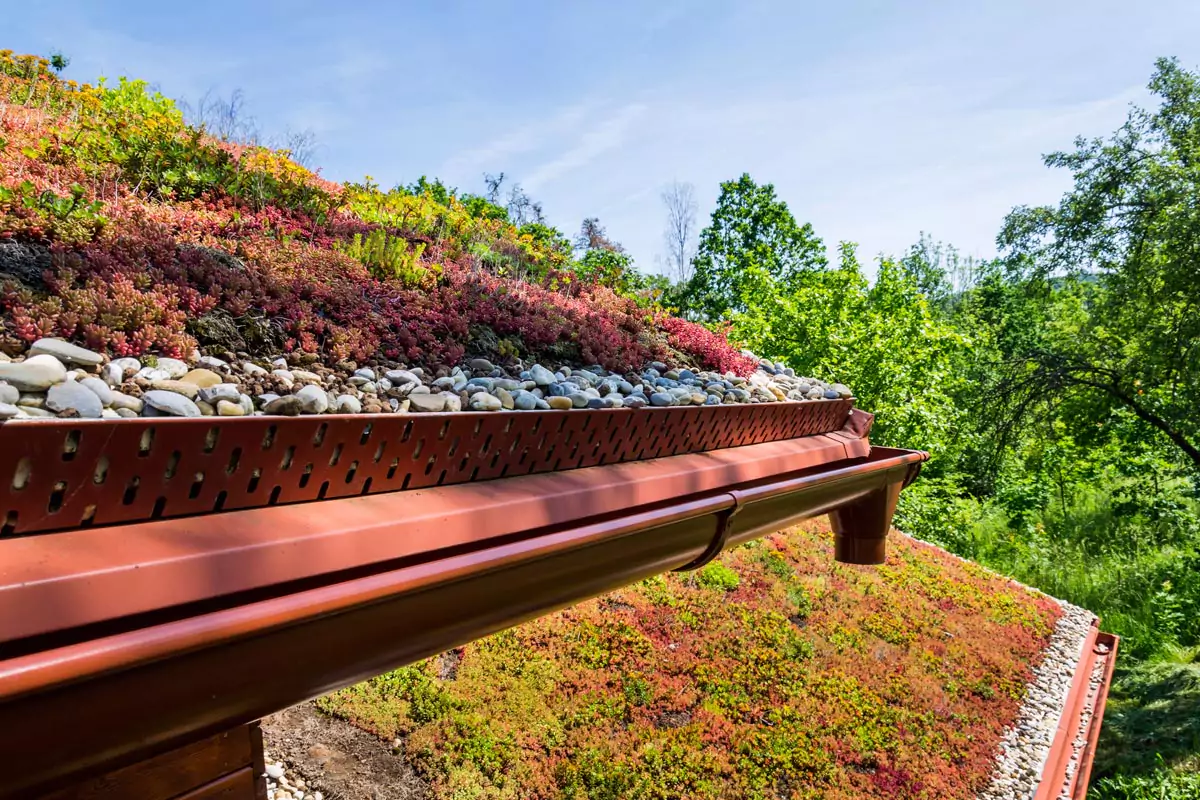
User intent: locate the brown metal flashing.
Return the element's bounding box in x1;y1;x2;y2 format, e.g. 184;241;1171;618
673;490;743;572
171;768;257;800
0;399;855;537
1036;621;1120;800
0;442;925;798
1071;632;1119;799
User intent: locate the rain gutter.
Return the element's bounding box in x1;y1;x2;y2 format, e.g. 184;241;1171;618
0;424;924;797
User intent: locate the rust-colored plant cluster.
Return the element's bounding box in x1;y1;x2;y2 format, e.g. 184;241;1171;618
0;51;755;372
319;521;1062;800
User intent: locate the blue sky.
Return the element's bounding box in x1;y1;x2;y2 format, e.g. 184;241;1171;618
8;1;1200;276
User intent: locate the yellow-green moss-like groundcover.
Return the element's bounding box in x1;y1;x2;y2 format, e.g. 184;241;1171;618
319;521;1061;800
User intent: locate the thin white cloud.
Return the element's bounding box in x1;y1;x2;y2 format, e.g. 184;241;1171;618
523;103;648;190
528;80;1144;279
439;101;596;180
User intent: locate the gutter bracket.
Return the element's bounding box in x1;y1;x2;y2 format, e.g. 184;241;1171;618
673;491;743;572
902;458;925;489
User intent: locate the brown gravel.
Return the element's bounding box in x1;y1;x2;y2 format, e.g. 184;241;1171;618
261;702;428;800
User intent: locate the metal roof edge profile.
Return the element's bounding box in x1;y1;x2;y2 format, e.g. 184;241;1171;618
0;430;872;644
0;428;925;797
1036;620;1120;800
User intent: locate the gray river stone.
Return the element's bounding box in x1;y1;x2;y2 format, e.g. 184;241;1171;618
143;390;203;417
0;355;67;391
28;337;103;366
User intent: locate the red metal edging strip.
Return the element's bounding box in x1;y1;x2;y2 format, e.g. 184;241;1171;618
0;432;869;645
1070;631;1119;799
0;399;857;536
1036;620;1120;800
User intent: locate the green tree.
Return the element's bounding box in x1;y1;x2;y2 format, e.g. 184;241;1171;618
574;247;636;289
686;173;826;320
574;217;624;254
565;217;666;305
998;57;1200;470
899;232;985;315
518;222;573;259
733;242;969;453
402;175;455;206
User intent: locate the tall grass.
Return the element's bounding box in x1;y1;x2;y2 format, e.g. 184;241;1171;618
1090;770;1200;800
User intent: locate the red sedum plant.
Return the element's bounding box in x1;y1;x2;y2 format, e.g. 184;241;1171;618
658;314;760;375
0;51;753;373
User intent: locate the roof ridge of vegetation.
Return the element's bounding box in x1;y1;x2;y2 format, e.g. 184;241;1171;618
0;49;755;376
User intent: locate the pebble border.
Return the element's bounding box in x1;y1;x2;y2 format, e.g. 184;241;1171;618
0;339;850;422
262;747;323;800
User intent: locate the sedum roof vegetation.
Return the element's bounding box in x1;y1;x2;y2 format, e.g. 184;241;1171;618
319;521;1061;800
0;51;755;375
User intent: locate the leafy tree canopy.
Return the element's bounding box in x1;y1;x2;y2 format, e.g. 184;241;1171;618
687;173;826;320
998;57;1200;469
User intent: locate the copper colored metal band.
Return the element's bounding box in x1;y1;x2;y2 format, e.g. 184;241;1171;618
673;489;744;572
0;431;870;644
1035;621;1120;800
1070;632;1119;799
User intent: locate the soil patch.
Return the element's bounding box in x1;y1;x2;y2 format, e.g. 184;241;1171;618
437;648;463;681
655;710;692;729
261;702;428;800
0;239;51;289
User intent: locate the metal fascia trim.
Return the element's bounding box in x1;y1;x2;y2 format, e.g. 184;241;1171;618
0;450;926;698
1035;620;1120;800
1070;631;1119;799
0;434;861;645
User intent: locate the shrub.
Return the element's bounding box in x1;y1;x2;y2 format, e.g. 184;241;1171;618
658;314;759;375
335;227;432;287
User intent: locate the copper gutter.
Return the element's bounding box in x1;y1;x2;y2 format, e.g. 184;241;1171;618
0;431;877;644
0;433;925;797
1036;621;1120;800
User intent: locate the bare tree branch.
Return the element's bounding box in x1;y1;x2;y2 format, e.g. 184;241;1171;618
994;350;1200;470
661;180;697;284
181;88;258;143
